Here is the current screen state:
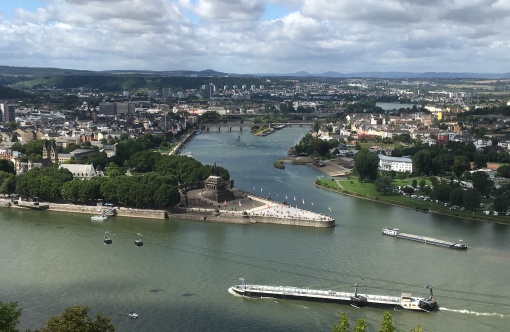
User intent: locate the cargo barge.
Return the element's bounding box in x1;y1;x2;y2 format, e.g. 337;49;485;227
382;228;467;250
229;279;439;312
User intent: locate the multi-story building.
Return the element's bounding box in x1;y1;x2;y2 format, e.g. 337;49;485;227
98;102;116;115
379;154;413;173
0;103;16;123
116;102;135;115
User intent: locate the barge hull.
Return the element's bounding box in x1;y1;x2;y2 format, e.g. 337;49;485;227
382;228;467;250
235;289;401;310
229;284;438;312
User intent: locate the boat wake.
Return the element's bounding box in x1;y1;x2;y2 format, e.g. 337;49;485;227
441;307;508;318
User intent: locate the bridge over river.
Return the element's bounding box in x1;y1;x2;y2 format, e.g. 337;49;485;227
200;121;314;131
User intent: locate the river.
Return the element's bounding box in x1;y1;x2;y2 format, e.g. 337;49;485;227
1;126;509;331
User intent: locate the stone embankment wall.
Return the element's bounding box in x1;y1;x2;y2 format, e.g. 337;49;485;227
176;207;335;227
46;203;167;219
249;216;335;228
1;199;333;226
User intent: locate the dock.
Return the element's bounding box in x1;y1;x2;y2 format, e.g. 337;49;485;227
382;228;467;250
91;207;116;221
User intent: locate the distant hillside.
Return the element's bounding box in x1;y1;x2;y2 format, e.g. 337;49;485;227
0;65;96;77
264;71;510;79
0;85;33;99
11;75;268;92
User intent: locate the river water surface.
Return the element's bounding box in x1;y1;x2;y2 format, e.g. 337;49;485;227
1;127;509;331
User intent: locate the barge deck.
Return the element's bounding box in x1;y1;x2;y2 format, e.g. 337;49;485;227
229;279;438;312
382;228;467;250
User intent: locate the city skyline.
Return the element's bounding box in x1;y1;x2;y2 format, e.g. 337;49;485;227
1;0;510;74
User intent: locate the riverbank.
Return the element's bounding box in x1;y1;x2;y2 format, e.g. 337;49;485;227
278;156;351;176
313;179;510;225
0;194;335;227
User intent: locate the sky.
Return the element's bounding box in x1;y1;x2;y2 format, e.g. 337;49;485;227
1;0;509;74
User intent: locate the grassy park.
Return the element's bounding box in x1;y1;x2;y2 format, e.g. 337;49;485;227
315;177;510;225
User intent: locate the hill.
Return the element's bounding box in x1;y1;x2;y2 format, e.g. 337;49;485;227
0;85;34;99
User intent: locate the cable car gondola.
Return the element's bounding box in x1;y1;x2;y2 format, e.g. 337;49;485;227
135;233;143;247
104;231;112;245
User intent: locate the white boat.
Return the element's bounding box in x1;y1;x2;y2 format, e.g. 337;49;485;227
91;215;107;222
128;312;138;319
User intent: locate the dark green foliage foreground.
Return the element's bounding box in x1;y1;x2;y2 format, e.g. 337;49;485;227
332;311;422;332
0;301;21;332
1;302;115;332
11;153;229;209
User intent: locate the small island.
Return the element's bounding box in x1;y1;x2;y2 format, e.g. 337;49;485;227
273;160;285;169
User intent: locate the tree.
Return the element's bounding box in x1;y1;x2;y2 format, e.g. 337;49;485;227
433;181;451;202
473;153;488;169
432;153;453;175
352;318;367;332
379;311;396;332
463;188;482;210
332;312;421;332
61;180;81;203
375;176;393;194
449;187;464;206
332;312;350;332
497;165;510;178
471;171;494;196
0;172;16;197
105;162;123;178
153;184;180;209
0;160;15;174
412;179;417;188
312;121;320;133
0;301;21;332
32;305;115;332
353;149;379;182
452;156;471;177
493;195;510;213
412;150;433;176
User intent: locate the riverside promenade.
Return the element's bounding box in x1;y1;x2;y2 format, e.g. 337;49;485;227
0;196;335;227
178;190;335;228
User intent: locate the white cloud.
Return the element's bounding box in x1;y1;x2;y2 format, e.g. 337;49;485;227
0;0;509;73
184;0;265;22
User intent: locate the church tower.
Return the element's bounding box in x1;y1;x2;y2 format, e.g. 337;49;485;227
42;139;58;165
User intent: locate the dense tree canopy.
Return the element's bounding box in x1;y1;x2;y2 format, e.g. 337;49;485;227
375;176;393;194
493;195;509;213
0;301;21;332
452;156;471;177
16;168;74;200
353;149;379;182
29;306;115;332
331;311;421;332
463;188;482;210
412;150;433;176
0;160;15;174
471;171;494;196
293;133;337;157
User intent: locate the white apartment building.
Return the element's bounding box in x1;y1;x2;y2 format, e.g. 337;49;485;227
379;154;413;173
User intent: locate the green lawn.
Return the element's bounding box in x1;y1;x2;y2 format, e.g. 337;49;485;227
315;178;510;225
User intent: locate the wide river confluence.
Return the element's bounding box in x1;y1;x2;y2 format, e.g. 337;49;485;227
1;127;509;331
